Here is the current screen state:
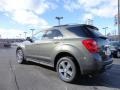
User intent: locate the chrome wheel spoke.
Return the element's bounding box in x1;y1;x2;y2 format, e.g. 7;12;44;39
59;68;64;73
64;72;67;78
66;62;71;70
67;70;73;77
60;61;66;69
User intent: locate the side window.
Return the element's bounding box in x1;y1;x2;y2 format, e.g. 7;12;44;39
32;31;45;41
67;26;89;37
42;30;54;40
52;29;63;39
42;29;63;40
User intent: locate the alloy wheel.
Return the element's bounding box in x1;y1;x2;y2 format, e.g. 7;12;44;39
58;60;73;80
16;49;24;63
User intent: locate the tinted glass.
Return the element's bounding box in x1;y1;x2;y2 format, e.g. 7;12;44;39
53;29;63;37
67;26;104;38
85;26;104;38
67;26;89;37
43;30;54;39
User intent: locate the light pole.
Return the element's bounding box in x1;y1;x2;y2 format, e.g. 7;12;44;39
55;16;63;26
24;32;27;39
19;34;21;38
102;27;108;36
118;0;120;41
30;29;35;38
87;19;93;25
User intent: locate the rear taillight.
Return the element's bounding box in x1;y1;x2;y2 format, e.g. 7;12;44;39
82;39;99;53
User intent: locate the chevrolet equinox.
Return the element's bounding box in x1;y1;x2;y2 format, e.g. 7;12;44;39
16;24;113;83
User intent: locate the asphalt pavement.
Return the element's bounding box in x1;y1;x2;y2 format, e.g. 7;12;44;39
0;47;120;90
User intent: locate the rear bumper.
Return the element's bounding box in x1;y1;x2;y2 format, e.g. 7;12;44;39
81;58;113;75
100;58;113;71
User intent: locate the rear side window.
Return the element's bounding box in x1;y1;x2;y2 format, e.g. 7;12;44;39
67;26;104;38
53;29;63;37
42;30;54;39
67;26;89;37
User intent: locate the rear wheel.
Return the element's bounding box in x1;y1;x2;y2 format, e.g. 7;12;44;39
16;49;26;64
56;56;79;83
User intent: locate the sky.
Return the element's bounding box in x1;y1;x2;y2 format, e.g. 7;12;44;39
0;0;118;38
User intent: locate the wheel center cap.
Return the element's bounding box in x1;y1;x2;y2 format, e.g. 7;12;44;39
64;68;67;72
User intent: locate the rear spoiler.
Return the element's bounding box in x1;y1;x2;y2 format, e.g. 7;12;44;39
82;24;99;30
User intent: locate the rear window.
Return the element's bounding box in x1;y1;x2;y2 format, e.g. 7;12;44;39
67;25;104;38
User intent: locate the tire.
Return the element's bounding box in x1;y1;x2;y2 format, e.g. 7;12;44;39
56;56;79;83
16;49;26;64
112;51;117;58
117;51;120;58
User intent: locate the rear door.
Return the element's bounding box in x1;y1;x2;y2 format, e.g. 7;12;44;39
39;29;63;63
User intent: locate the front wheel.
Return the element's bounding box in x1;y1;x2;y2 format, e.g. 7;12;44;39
56;57;79;83
16;49;26;64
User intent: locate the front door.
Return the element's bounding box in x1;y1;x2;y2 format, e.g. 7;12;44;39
25;29;63;63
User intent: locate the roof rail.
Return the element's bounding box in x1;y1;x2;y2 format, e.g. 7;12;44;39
53;24;69;27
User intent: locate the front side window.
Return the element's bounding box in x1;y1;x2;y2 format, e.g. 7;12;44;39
32;31;45;41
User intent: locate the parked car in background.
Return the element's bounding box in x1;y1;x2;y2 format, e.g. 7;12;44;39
4;42;11;47
109;41;120;58
16;24;113;83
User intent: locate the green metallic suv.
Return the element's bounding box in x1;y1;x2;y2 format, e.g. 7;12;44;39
16;24;113;83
